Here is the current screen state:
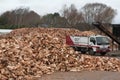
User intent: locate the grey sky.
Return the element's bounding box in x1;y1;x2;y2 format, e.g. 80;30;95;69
0;0;120;23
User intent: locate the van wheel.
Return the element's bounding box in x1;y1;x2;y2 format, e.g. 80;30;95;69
89;49;95;55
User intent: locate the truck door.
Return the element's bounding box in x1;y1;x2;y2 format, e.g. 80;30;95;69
90;37;96;45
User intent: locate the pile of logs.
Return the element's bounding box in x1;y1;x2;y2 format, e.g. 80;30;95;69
0;28;120;79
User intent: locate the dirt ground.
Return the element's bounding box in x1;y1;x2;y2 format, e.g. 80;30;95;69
38;51;120;80
39;71;120;80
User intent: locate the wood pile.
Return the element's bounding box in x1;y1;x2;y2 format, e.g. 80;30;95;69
0;28;120;80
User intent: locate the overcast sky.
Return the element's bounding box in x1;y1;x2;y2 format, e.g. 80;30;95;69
0;0;120;23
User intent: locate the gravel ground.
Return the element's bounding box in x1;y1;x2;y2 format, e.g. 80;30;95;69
38;51;120;80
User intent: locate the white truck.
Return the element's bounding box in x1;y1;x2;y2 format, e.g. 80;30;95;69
66;35;110;55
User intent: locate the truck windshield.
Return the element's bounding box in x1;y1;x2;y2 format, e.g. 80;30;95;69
96;37;109;45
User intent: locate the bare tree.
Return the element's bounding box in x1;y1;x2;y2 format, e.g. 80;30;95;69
40;13;67;28
15;7;29;25
22;11;40;27
0;7;41;28
81;3;116;24
61;4;84;27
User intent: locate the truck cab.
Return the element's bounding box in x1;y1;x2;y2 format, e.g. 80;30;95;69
89;35;110;55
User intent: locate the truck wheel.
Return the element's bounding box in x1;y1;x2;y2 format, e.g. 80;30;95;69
81;51;86;54
72;47;78;51
89;49;95;55
101;52;106;56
